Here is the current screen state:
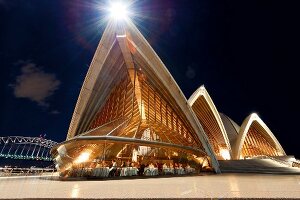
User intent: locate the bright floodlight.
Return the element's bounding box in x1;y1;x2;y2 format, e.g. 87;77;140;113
220;149;231;160
109;2;128;20
74;152;90;164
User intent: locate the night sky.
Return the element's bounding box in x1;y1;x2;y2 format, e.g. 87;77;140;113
0;0;299;158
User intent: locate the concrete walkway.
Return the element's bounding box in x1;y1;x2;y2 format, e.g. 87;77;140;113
0;173;300;199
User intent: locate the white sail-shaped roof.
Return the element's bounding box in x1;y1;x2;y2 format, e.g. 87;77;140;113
233;113;286;159
65;18;220;172
188;86;232;159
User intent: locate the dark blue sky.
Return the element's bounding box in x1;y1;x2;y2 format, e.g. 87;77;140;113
0;0;299;158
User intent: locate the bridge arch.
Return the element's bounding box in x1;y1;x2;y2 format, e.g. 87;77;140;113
0;136;57;161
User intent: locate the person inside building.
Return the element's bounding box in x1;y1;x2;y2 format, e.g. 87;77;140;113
138;162;145;176
121;161;126;168
102;160;107;167
126;160;131;167
108;159;117;177
163;163;168;169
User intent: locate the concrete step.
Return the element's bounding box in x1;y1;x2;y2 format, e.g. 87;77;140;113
219;158;300;174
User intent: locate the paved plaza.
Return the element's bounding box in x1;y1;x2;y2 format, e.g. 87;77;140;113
0;173;300;199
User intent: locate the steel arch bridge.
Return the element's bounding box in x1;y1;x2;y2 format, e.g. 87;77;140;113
0;136;57;161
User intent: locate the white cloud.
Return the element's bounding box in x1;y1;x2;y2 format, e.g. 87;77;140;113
11;62;61;107
50;110;61;115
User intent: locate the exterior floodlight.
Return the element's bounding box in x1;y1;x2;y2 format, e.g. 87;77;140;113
109;2;128;20
220;149;231;160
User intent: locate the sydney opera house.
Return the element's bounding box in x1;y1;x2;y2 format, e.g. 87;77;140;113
51;9;300;177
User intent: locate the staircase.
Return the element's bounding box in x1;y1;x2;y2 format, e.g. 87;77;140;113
219;157;300;174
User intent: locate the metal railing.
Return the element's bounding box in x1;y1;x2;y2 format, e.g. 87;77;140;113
292;159;300;168
0;166;56;177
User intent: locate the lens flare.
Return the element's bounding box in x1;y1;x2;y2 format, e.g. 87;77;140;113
109;2;128;20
